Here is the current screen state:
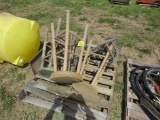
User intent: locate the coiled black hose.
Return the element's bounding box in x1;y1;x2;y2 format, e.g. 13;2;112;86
130;66;160;119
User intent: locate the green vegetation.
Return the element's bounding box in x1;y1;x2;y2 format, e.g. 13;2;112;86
60;20;83;33
137;47;152;55
0;87;16;112
79;17;88;21
99;17;119;24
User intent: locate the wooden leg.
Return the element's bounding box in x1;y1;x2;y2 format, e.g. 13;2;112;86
68;33;72;71
56;18;62;36
51;23;57;72
41;28;48;69
91;44;113;87
63;10;70;71
80;40;92;75
76;24;89;73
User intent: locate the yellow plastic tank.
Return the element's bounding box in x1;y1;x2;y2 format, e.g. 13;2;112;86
0;13;40;66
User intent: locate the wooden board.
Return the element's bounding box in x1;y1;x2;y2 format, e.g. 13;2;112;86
124;59;158;120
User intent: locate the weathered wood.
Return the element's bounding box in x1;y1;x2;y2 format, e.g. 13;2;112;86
127;91;138;100
44;54;51;59
22;95;108;120
89;52;106;58
68;33;72;71
56;56;64;60
91;44;113;87
85;65;99;70
76;24;88;73
51;23;57;72
127;101;144;113
96;86;113;96
55;40;65;45
23;83;108;120
63;10;70;71
44;59;49;63
91;38;115;52
69;31;83;41
41;28;48;68
46;44;52;50
28;14;119;119
29;79;111;109
50;71;83;84
83;75;114;86
56;18;62;36
127;108;150;120
80;40;93;75
95;66;106;85
72;82;98;98
55;30;66;38
22;96;85;120
106;43;114;59
102;72;115;77
112;42;117;53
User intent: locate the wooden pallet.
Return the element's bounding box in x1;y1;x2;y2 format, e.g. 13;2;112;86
18;63;116;119
19;37;119;120
124;59;158;120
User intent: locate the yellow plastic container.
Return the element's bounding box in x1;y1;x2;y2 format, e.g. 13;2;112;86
0;13;40;66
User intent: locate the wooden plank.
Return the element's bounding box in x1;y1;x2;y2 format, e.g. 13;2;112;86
127;59;158;68
102;72;115;77
127;101;145;113
41;28;48;68
127;108;150;120
127;91;138;100
84;72;114;81
89;52;105;58
83;75;114;86
96;86;113;96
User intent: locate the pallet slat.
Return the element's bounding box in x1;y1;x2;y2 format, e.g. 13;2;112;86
127;108;150;120
96;86;113;96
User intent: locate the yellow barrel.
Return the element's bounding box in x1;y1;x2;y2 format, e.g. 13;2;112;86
0;13;40;66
